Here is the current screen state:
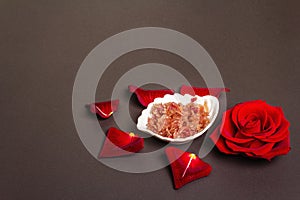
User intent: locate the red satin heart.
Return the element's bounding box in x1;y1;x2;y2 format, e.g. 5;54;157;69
89;99;119;118
99;127;144;158
180;85;230;97
165;147;212;189
129;85;174;107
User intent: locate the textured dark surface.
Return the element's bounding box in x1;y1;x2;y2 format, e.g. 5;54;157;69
1;0;299;199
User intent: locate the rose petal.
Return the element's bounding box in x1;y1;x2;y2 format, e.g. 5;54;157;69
225;140;275;156
210;126;238;154
254;107;289;141
165;147;212;189
231;103;244;130
180;85;230;97
260;135;291;160
233;100;283;138
245;152;256;157
252;114;276;138
265;106;282;130
237;102;266;134
98;127;144;158
259;118;290;143
243;119;261;134
239;113;258;127
238;103;282;138
129;85;174;107
249;140;271;155
219;109;254;143
234;131;255;141
231;100;266;131
89;100;119;119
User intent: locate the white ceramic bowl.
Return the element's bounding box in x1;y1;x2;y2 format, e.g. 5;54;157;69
137;93;219;144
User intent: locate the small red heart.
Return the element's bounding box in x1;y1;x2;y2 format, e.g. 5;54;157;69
89;100;119;118
165;147;212;189
180;85;230;98
99;127;144;158
129;85;174;107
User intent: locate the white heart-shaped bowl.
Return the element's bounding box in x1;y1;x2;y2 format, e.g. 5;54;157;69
137;93;219;144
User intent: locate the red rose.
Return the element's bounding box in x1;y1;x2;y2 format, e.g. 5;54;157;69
210;100;290;160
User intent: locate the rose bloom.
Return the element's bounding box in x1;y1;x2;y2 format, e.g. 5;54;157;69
210;100;290;160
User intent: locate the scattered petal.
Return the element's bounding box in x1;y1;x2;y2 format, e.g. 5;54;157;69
129;85;174;107
165;147;212;189
99;127;144;158
89;100;119;119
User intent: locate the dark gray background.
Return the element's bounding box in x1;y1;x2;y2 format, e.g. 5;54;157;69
1;0;299;199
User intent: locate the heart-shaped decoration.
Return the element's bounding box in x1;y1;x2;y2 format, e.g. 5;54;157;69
165;147;212;189
99;127;144;158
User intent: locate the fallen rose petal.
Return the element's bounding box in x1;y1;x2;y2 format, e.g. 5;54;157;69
99;127;144;158
89;100;119;119
129;85;174;107
180;85;230;97
165;147;212;189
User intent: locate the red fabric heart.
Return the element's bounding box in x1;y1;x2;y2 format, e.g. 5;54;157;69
89;100;119;118
180;85;230;97
99;127;144;158
129;85;174;107
165;147;212;189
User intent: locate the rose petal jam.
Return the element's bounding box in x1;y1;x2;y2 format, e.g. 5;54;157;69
147;101;210;139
